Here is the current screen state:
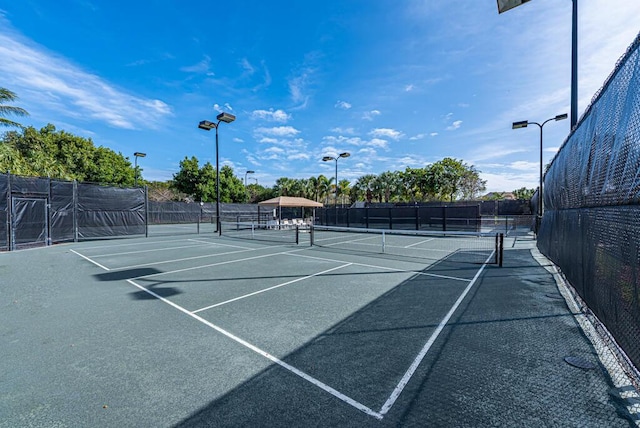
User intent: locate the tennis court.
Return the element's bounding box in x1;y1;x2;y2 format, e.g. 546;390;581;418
0;228;632;427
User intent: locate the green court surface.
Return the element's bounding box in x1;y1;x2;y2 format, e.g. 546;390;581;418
0;233;631;427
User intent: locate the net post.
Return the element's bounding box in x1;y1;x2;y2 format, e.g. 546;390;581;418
499;233;504;267
295;225;299;245
382;230;386;253
309;225;314;246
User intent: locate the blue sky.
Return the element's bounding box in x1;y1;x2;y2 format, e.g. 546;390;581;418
0;1;638;192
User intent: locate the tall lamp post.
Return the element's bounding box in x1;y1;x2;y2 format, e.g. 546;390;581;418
498;0;578;128
512;113;567;229
133;152;146;187
323;152;350;224
244;170;255;187
198;112;236;235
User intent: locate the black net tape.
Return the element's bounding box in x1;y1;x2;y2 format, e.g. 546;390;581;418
539;32;640;371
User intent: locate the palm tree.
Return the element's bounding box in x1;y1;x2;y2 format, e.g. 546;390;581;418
337;179;351;206
0;88;29;128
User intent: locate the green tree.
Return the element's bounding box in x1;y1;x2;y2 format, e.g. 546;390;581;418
172;156;202;198
513;187;536;200
0;88;29;128
1;124;135;184
337;179;351;206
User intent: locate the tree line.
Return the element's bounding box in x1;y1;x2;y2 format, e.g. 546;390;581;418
1;87;535;204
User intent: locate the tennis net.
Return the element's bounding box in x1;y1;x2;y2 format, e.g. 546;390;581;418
310;225;503;265
220;220;300;244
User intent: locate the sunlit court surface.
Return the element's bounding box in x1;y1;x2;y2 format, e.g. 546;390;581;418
0;232;630;427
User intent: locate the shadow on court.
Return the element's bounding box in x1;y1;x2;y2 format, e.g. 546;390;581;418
93;267;183;300
171;249;627;427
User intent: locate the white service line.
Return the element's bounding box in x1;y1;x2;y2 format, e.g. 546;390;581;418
403;238;435;248
122;249;304;279
113;247;267;270
289;252;471;282
89;242;216;258
76;237;193;251
188;238;252;250
70;249;111;270
192;263;353;313
378;250;495;416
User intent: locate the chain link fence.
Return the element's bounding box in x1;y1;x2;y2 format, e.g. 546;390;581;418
538;31;640;399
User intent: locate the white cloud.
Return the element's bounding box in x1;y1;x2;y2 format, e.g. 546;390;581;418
363;110;381;121
369;138;389;149
264;146;285;154
446;120;462;131
254;126;300;137
508;161;538;171
0;28;172;130
181;55;214;76
233;137;244;143
214;103;234;113
405;84;415;92
251;109;290;122
288;153;310;161
370;128;403;140
335;100;352;109
409;133;426;140
331;127;356;135
430;132;439;137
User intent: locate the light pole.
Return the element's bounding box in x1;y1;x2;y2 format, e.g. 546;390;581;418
498;0;578;128
244;170;255;187
323;152;350;224
133;152;146;187
198;112;236;235
512;113;567;228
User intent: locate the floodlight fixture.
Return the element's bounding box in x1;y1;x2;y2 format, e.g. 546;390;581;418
322;152;351;219
133;152;147;187
512;113;568;231
198;120;215;131
244;170;255;187
217;112;236;123
198;111;236;235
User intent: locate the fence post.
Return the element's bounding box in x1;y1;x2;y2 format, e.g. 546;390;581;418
365;206;369;229
7;172;12;251
144;185;149;238
415;205;419;230
47;177;52;246
389;207;393;229
73;180;78;242
442;206;447;231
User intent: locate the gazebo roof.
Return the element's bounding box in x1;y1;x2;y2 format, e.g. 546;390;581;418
257;196;323;208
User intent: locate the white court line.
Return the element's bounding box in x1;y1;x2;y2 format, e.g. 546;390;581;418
378;250;495;416
76;237;194;251
122;249;306;279
70;249;111;271
89;242;216;258
188;238;253;250
71;249;382;419
192;263;353;313
112;246;281;271
289;252;471;282
403;238;435;248
126;277;383;420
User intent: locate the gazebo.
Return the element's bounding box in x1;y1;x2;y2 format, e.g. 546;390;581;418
258;196;323;227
